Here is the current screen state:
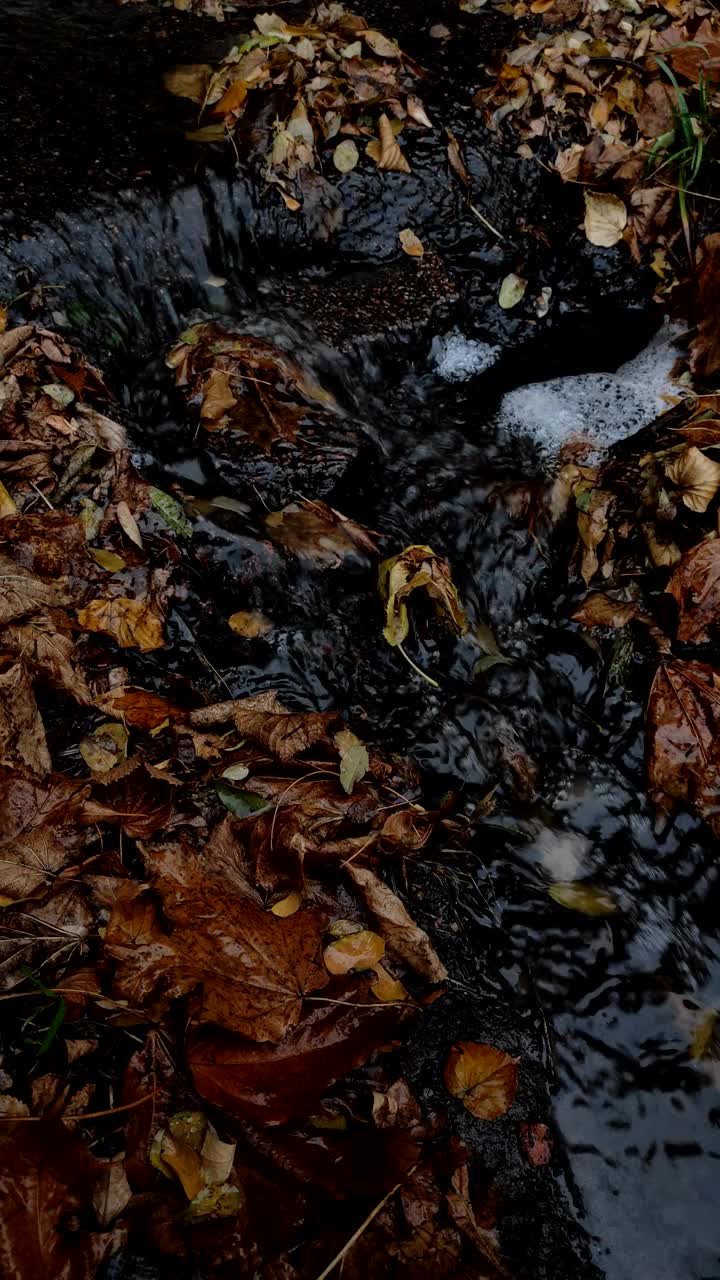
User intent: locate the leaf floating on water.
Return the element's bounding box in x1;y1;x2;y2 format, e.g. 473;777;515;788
333;139;359;172
378;544;468;648
548;882;619;915
690;1008;719;1060
228;610;272;638
446;128;470;185
498;273;527;310
324;929;385;975
399;228;424;257
583;192;627;248
572;593;643;630
665;446;720;513
334;727;369;794
444;1041;519;1119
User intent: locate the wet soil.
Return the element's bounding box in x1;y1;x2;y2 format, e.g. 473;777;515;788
2;4;720;1280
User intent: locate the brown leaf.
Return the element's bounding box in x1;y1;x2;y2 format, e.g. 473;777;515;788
158;1131;205;1200
665;446;720;512
375;113;411;174
0;884;94;988
95;686;184;729
2;613;91;705
577;489;613;585
636;80;675;138
0;1121;115;1277
0;770;91;902
265;499;377;568
201;368;237;424
691;234;720;380
86;764;174;840
0;554;69;626
93;1161;132;1226
106;843;329;1041
399;228;424;257
77;596;165;652
188;994;409;1123
518;1122;553;1167
345;864;447;983
164;63;212;103
0;660;51;774
667;542;720;644
572;593;643;629
188;690;338;761
446;128;469;186
379;544;467;647
443;1041;519;1119
583;191;627;248
647;658;720;833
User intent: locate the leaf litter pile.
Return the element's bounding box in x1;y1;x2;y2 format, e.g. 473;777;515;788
0;320;528;1276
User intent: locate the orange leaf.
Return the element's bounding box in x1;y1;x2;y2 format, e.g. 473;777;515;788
443;1041;519;1119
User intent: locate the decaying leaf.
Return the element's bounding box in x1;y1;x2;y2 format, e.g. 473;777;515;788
333;139;359;173
647;658;720;834
335;728;369;794
665;446;720;513
188;689;337;760
374;113;411;174
443;1041;519;1119
379;545;468;647
265;499;376;567
346;863;447;983
228;610;272;638
0;661;51;775
667;542;720;643
583;192;627;248
93;1161;132;1227
77;596;165;652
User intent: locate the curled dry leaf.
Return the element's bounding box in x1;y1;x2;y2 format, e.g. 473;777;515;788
665;446;720;513
375;112;411;174
77;596;165;652
583;192;627;248
346;863;447;983
188;689;338;760
444;1041;519;1120
379;544;468;647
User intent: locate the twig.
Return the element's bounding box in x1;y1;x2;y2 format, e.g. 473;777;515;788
314;1163;418;1280
0;1088;157;1123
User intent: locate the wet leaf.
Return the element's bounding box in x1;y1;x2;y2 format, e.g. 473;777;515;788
335;727;369;794
690;1009;719;1061
375;112;411;174
155;1129;204;1199
228;609;272;637
324;929;385;974
77;596;165;652
443;1041;519;1119
399;228;425;257
572;593;643;629
215;777;271;817
149;486;193;539
665;446;720;513
333;139;359;172
106;844;329;1041
647;658;720;834
446;128;469;185
185;1182;243;1219
0;660;51;775
370;963;409;1002
164;63;212;103
346;863;447;983
378;544;468;647
548;882;619;915
201;368;237;423
79;722;128;774
189;689;337;760
583;192;627;248
498;273;527;309
90;548;126;572
265;499;376;567
667;542;720;644
518;1122;553;1167
93;1161;132;1226
270;890;302;917
116;500;143;548
96;686;182;730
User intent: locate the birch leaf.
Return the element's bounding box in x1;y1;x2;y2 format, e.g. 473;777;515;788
584;192;627;248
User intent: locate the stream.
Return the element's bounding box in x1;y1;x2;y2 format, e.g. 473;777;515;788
4;2;720;1278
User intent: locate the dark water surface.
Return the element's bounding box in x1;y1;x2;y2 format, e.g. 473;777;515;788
2;3;720;1278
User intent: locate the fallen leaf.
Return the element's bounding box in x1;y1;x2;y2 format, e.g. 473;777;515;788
364;30;400;58
346;863;447;983
333;139;359;172
399;228;424;257
149;487;193;540
91;548;126;572
77;597;165;652
324;929;386;974
443;1041;519;1119
0;660;51;775
584;192;627;248
201;368;237;423
370;963;409;1002
79;722;128;774
335;728;369;794
375;113;411;174
665;446;720;512
379;544;468;647
577;489;613;585
572;594;643;629
93;1161;132;1226
518;1122;553;1167
548;882;619;915
96;686;182;730
270;890;302;917
667;542;720;643
265;499;376;568
228;610;272;637
106;844;329;1041
157;1131;205;1200
498;273;527;310
164;63;212;103
647;658;720;834
691;235;720;380
188;689;337;760
446;128;469;186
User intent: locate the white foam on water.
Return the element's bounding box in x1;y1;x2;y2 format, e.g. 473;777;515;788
432;330;501;381
495;321;681;454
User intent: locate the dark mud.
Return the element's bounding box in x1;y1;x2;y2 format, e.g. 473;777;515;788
2;4;720;1280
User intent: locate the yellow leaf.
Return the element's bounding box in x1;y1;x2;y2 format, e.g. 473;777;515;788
584;191;627;248
548;882;619;915
364;30;400;58
498;273;527;309
0;305;7;335
116;500;143;549
214;79;248;116
333;139;359;173
666;446;720;513
201;369;237;423
334;727;369;794
79;722;129;774
77;597;165;652
270;890;302;917
443;1041;519;1119
91;548;126;573
399;228;424;257
370;963;409;1002
324;929;385;975
163;64;212;103
0;480;17;517
159;1133;204;1200
378;544;467;648
228;610;272;637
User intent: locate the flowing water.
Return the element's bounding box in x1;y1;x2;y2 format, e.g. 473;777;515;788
4;3;720;1276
